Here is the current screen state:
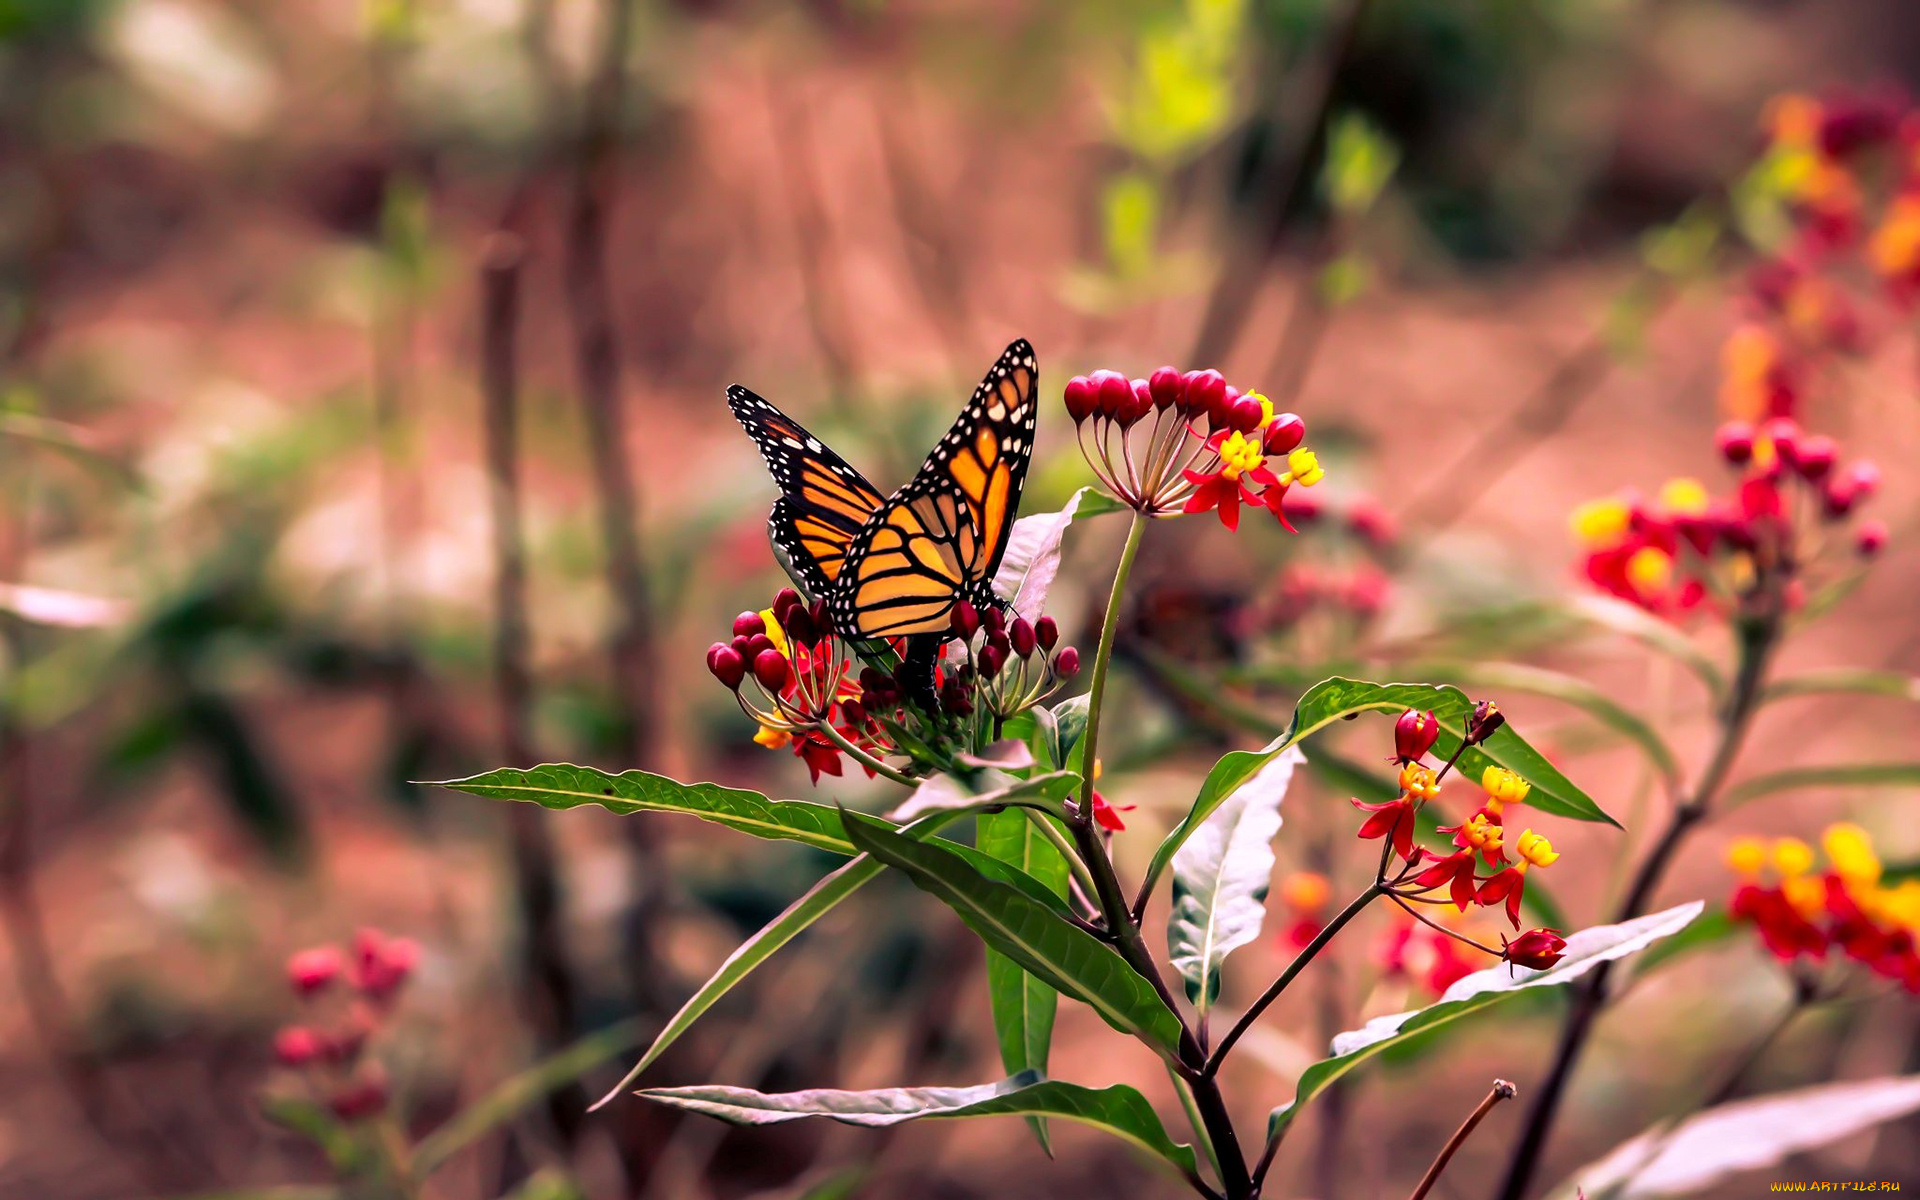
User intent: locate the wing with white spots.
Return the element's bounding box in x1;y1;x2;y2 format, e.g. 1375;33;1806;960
831;340;1038;640
727;385;888;599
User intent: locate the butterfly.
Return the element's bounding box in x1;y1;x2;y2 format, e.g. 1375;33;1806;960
728;339;1039;698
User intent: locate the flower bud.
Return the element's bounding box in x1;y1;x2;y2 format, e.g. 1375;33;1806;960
772;587;803;619
840;699;867;727
274;1025;323;1067
1009;617;1036;658
353;929;419;1000
1715;420;1756;465
1503;928;1567;970
979;642;1006;679
982;605;1005;635
1148;366;1184;410
1844;460;1880;500
1092;370;1133;419
753;649;790;690
1063;375;1097;423
1034;615;1059;651
1113;379;1151;428
327;1071;390;1122
733;611;765;638
1053;646;1081;678
1393;709;1440;763
782;605;816;646
1263;412;1305;455
1226;394;1264;433
1821;476;1860;519
1856;519;1889;558
1181;371;1222;425
287;946;344;997
950;598;980;639
1760;417;1801;468
940;678;974;717
810;598;832;636
1794;434;1837;480
743;634;775;661
1466;700;1506;745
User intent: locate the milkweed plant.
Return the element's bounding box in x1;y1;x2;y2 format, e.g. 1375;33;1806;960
414;90;1920;1200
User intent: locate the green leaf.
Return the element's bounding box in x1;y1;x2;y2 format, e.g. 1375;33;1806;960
1140;679;1616;901
1763;669;1920;705
1055;694;1091;770
979;807;1070;1155
1420;661;1682;794
1168;748;1301;1012
433;764;864;854
992;485;1128;617
892;768;1079;822
841;815;1184;1055
1266;902;1703;1143
413;1020;644;1175
1554;1075;1920;1200
495;1168;586;1200
1566;595;1726;698
638;1071;1199;1182
258;1097;364;1176
590;808;1064;1109
1724;763;1920;810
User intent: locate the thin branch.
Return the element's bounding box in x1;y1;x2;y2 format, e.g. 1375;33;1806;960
1207;883;1381;1077
1409;1080;1518;1200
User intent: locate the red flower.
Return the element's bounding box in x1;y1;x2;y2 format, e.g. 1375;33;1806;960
1413;850;1481;912
1090;791;1134;831
1476;866;1529;930
1503;928;1568;970
1352;796;1417;861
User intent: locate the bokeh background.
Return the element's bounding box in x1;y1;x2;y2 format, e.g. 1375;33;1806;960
1;1;1917;1197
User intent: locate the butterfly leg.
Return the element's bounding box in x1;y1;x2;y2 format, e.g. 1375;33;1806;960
898;635;942;714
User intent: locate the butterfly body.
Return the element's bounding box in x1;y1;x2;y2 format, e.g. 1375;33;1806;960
728;340;1039;706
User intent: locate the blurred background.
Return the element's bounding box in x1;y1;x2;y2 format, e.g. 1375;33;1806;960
1;0;1917;1197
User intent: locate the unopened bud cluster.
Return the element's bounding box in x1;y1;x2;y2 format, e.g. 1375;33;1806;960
1064;366;1323;530
934;599;1079;725
271;928;419;1122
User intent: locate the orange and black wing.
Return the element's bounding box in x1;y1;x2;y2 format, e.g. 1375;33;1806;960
831;339;1038;641
728;385;887;599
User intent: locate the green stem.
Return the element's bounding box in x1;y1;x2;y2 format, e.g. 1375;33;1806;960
1021;807;1100;907
1076;509;1146;817
816;720;917;787
1169;1060;1227;1185
1208;884;1381;1077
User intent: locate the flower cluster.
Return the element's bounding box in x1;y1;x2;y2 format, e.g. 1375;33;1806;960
1727;824;1920;993
707;588;1080;785
1721;88;1920;421
1376;912;1482;995
708;588;884;783
272;929;419;1121
1064;366;1324;530
1350;705;1567;970
1570;417;1884;618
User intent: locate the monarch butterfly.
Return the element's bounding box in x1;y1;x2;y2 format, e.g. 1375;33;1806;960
728;339;1038;701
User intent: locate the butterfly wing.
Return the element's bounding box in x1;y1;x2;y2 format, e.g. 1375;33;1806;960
831;339;1038;641
728;385;888;599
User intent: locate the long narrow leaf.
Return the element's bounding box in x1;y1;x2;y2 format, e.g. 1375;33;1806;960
979;807;1070;1154
1566;594;1725;698
1266;902;1703;1141
841;815;1185;1055
1762;668;1920;705
1553;1075;1920;1199
639;1071;1199;1181
1168;749;1301;1012
1141;679;1615;902
892;768;1078;822
1724;762;1920;809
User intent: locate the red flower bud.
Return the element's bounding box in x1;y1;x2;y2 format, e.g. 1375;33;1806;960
708;643;746;688
743;634;775;661
274;1025;323;1067
840;699;867;727
982;605;1005;635
1063;375;1097;423
1856;519;1889;558
327;1071;390;1122
732;611;765;638
286;946;344;997
752;649;790;689
1009;617;1036;658
1034;615;1059;651
979;642;1006;679
1393;709;1440;762
1183;369;1226;422
950;598;980;639
773;587;802;615
1148;366;1184;410
1092;370;1133;419
1053;646;1081;678
1761;418;1802;468
940;678;974;717
1503;928;1567;970
1844;460;1881;500
353;928;418;1000
1715;420;1755;465
1822;476;1860;519
1262;412;1305;455
809;598;832;636
782;605;817;646
1795;434;1837;481
1228;394;1264;433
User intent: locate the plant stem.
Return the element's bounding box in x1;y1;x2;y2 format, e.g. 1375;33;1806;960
1494;611;1781;1200
1066;509;1252;1199
1022;806;1101;906
1409;1080;1517;1200
1076;509;1145;821
814;720;918;787
1169;1060;1227;1185
1209;884;1382;1076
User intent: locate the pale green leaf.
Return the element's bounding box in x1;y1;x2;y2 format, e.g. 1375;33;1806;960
979;807;1070;1154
